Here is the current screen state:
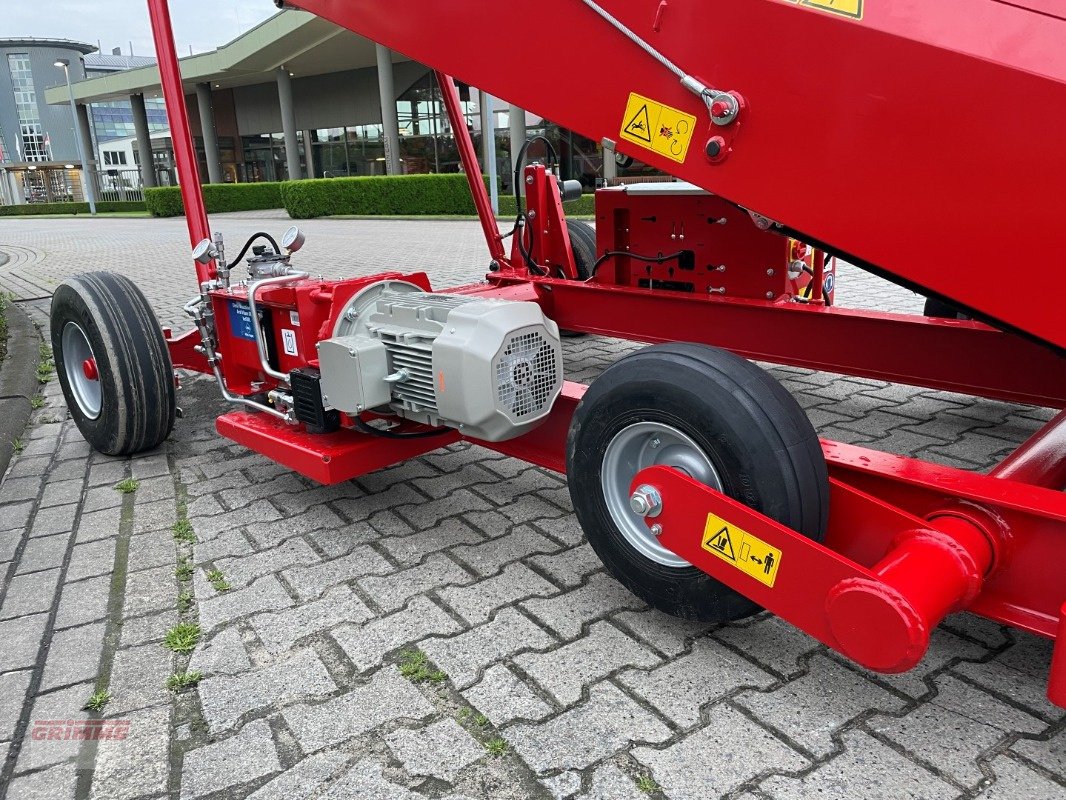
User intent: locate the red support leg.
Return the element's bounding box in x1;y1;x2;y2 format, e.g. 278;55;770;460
1050;603;1066;707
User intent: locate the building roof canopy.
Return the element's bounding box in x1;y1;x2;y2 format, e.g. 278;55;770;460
42;10;406;105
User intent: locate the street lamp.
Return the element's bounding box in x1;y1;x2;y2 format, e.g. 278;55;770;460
54;58;96;215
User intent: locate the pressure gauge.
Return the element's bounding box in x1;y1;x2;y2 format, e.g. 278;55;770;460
192;238;216;264
281;226;305;253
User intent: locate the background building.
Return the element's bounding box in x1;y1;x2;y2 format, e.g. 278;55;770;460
0;38;96;204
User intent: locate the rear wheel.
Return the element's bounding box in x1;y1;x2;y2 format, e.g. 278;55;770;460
566;343;829;622
51;272;176;456
560;220;597;338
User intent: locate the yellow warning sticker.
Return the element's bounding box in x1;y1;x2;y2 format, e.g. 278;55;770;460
618;93;697;164
701;513;783;588
796;0;863;20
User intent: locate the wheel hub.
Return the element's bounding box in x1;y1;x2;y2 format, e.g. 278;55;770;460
601;421;723;568
61;322;102;420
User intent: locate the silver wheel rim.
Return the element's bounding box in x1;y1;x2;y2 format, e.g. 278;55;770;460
61;322;102;420
601;421;723;568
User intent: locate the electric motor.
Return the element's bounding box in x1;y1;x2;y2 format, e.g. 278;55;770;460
317;280;563;441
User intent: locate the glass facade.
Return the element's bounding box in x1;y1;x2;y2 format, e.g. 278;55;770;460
90;98;168;143
7;53;48;161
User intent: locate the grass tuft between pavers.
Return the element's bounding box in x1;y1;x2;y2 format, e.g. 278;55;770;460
163;622;201;653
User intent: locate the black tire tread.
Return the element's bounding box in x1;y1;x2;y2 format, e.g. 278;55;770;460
565;220;597;280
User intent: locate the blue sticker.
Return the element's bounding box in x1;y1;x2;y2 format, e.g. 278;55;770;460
228;301;257;341
823;273;835;295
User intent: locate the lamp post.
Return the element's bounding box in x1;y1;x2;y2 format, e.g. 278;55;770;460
54;59;96;215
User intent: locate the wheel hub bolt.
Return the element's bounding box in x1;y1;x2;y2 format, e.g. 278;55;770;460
630;484;663;518
82;358;99;381
650;524;663;537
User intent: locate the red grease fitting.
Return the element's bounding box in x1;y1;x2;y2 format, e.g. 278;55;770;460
82;359;99;381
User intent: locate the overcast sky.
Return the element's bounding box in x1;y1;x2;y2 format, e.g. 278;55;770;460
4;0;278;57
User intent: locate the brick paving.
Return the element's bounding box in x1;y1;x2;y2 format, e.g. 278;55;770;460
0;212;1063;800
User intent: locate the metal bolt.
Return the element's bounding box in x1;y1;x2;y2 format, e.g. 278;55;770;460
650;524;663;537
705;136;726;159
525;175;534;185
345;308;358;320
766;291;774;300
322;395;329;404
629;484;663;518
650;437;661;449
766;269;775;277
489;260;501;272
527;210;537;220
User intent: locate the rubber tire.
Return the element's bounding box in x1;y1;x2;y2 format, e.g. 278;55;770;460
566;343;829;622
51;271;176;456
923;297;969;320
559;220;597;338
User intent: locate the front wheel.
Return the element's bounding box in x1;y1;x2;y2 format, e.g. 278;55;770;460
566;343;829;622
51;272;176;456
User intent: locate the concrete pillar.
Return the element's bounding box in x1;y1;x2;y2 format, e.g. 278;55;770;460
602;141;618;184
130;93;158;188
375;44;401;175
195;83;222;184
479;90;499;214
276;67;302;180
74;103;97;201
303;129;316;178
509;103;526;194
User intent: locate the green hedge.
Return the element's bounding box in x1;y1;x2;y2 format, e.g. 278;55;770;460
145;182;284;217
280;173;596;219
0;200;146;216
497;193;595;217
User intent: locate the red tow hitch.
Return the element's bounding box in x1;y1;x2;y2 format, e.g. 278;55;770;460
633;465;1005;675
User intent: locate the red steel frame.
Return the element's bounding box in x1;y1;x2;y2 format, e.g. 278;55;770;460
144;0;1065;706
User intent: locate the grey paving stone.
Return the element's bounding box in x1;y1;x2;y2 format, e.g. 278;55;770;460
282;667;435;752
333;594;462;672
870;674;1044;786
422;608;556;690
308;520;380;559
7;761;78;800
953;632;1062;719
73;506;121;543
244;505;350;550
714;613;821;677
1012;726;1065;775
192;526;254;564
634;704;807;799
40;621;106;691
978;755;1066;799
65;538;116;582
198;573;294;632
199;648;337;732
190;499;281;540
358;552;473;613
521;572;644;639
440;562;556;625
507;682;672;773
14;531;70;574
246;749;350;799
395;488;494;530
377;517;484;566
179;719;281;799
89;702;171;800
0;568;60;619
282;545;394;602
541;770;582;799
122;565;174;619
613;608;713;658
462;664;554;726
319;759;426;799
386;718;484;781
515;621;659;706
126;528;176;572
620;638;776;728
0;476;45;505
761;729;957;800
107;642;173;713
17;682;95;770
0;669;31;740
215;536;319;588
527;543;601;589
0;528;19;564
0;612;47;671
737;653;908;757
858;625;988;699
119;607;178;648
250;585;372;655
575;763;646;800
189;626;253;677
54;574;110;630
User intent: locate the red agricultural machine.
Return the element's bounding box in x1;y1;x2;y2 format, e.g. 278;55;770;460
50;0;1066;706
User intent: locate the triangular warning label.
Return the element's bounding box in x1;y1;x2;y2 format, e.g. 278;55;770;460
802;0;863;20
708;527;736;561
624;104;653;143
